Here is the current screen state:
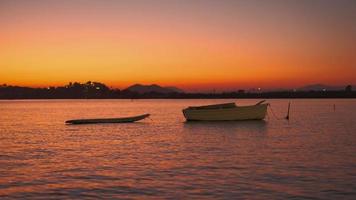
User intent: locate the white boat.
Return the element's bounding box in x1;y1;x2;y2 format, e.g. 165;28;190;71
182;100;268;121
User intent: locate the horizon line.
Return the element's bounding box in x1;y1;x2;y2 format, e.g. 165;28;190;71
1;81;354;93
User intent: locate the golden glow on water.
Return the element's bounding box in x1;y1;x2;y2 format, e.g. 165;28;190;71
0;99;356;198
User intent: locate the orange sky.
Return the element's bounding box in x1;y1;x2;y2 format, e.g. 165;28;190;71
0;0;355;91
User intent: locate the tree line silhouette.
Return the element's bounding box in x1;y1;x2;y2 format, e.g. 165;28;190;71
0;81;354;99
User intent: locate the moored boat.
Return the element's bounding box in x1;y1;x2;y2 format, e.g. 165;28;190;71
182;101;268;121
65;114;150;124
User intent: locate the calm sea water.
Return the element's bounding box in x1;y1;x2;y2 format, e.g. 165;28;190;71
0;99;355;199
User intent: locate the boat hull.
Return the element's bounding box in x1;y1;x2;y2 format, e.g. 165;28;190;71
65;114;150;124
183;104;268;121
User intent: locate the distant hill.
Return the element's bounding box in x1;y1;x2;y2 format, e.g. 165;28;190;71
298;84;353;91
165;86;184;93
124;84;184;94
1;81;355;99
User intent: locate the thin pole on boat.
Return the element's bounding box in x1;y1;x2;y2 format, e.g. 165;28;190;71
285;102;291;120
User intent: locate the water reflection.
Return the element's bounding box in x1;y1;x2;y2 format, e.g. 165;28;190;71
1;99;356;199
183;120;267;135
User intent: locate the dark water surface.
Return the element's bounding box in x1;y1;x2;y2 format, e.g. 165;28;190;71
0;99;355;199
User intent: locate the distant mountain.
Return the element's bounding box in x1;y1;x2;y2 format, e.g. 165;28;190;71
298;84;353;91
165;86;184;93
124;84;184;94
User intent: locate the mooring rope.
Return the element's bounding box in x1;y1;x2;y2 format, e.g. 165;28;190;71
267;104;286;120
148;116;153;121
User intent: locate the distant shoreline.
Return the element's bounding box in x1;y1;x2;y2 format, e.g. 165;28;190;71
1;82;355;99
1;95;355;100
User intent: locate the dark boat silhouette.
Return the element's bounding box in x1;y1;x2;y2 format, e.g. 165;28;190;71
65;114;150;124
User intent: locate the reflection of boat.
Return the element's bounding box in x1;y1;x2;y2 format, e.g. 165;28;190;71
182;101;268;121
65;114;150;124
183;120;267;135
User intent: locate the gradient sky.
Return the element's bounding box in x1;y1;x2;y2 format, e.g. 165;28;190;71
1;0;355;91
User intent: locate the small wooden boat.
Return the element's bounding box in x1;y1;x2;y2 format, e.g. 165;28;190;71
65;114;150;124
182;101;268;121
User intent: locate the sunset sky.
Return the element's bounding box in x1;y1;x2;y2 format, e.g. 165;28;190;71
1;0;355;91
